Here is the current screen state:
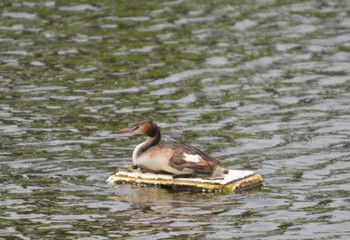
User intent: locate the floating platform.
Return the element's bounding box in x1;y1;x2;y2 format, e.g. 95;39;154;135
106;169;263;193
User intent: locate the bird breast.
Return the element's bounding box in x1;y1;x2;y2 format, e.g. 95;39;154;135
133;146;184;175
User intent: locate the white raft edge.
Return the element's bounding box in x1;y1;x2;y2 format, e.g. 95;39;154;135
106;169;256;185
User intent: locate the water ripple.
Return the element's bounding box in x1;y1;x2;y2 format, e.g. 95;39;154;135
1;0;350;239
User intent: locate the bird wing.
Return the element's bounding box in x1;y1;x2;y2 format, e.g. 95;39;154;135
158;142;222;175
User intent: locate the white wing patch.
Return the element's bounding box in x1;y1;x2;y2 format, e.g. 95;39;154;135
184;153;202;163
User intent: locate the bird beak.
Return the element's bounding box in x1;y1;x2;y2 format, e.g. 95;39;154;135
116;127;134;135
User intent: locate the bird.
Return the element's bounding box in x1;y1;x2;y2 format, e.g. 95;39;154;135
116;119;229;178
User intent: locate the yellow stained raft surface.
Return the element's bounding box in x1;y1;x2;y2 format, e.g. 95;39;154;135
106;169;263;193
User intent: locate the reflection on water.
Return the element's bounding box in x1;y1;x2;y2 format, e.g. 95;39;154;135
1;0;350;239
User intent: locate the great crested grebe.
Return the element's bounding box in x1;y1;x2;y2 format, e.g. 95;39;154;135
117;119;229;178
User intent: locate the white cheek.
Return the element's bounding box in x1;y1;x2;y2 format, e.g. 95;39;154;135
134;128;142;134
184;153;202;163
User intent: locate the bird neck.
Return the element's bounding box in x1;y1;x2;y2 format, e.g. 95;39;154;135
132;126;161;160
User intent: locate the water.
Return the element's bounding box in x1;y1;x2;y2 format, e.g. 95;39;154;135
1;0;350;239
